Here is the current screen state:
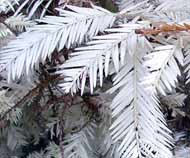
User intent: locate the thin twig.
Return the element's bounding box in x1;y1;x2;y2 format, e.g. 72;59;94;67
135;23;190;35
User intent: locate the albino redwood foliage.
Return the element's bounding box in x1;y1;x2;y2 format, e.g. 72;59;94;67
0;0;190;158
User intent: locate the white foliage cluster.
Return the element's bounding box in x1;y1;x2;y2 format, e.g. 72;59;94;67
184;38;190;83
117;0;190;14
13;0;61;19
14;0;54;19
0;15;34;40
1;0;190;158
57;23;148;94
156;0;190;13
0;0;60;18
57;20;176;157
108;37;173;158
142;44;183;95
151;0;190;23
0;5;115;82
5;15;35;32
0;0;21;13
113;0;150;12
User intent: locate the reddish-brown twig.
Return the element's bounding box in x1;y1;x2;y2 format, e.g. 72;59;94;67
135;23;190;35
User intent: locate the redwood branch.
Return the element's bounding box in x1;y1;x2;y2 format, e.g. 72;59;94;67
135;23;190;35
